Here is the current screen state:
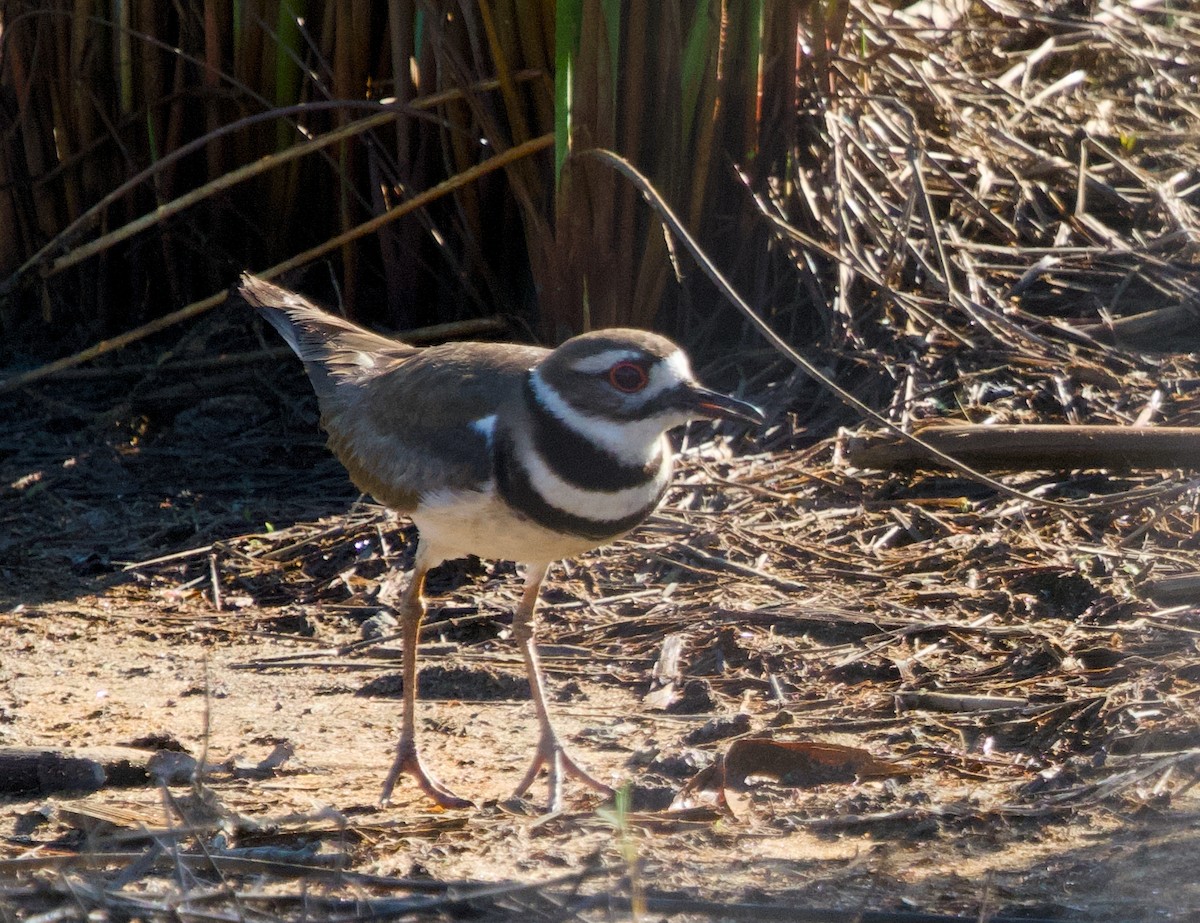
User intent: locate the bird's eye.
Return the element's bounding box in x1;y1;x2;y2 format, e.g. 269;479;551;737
608;360;648;393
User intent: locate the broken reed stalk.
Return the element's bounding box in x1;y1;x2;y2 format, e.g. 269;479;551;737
843;425;1200;473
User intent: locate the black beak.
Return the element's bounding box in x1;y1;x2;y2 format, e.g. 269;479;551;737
679;384;765;426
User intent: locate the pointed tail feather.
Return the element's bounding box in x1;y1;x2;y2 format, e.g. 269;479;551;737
236;273;415;398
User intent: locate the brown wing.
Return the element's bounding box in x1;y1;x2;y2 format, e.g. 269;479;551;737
239;275;547;511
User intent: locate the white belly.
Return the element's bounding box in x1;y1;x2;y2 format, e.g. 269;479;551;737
412;485;613;566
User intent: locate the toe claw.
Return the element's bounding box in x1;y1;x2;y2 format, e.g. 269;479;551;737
512;732;612;811
381;741;474;809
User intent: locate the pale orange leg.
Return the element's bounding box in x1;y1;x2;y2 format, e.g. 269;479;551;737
380;561;472;809
511;563;615;812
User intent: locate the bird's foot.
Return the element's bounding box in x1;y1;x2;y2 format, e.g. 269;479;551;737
381;739;474;809
511;729;615;812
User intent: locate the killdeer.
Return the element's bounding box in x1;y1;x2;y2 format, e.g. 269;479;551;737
238;274;763;810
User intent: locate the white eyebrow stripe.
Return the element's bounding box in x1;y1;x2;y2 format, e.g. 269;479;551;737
569;348;694;403
569;349;642;374
642;350;693;400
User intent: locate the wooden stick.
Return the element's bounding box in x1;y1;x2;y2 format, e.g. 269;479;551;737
1142;573;1200;605
0;746;157;795
1074;302;1200;348
842;425;1200;472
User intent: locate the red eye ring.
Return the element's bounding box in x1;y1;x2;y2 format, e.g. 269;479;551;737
608;360;648;393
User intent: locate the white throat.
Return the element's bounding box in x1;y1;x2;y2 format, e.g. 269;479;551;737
529;368;681;468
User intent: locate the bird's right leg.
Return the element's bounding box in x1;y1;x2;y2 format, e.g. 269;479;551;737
380;560;472;809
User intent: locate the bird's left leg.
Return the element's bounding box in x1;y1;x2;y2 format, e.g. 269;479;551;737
510;562;615;811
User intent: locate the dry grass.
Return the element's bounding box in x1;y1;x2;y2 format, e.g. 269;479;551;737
2;0;1200;920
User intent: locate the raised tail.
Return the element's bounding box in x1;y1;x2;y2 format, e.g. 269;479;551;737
236;273;416;399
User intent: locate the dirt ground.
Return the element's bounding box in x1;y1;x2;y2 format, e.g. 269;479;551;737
4;3;1198;918
2;340;1200;922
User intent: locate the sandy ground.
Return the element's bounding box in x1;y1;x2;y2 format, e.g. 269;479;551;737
2;360;1199;921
